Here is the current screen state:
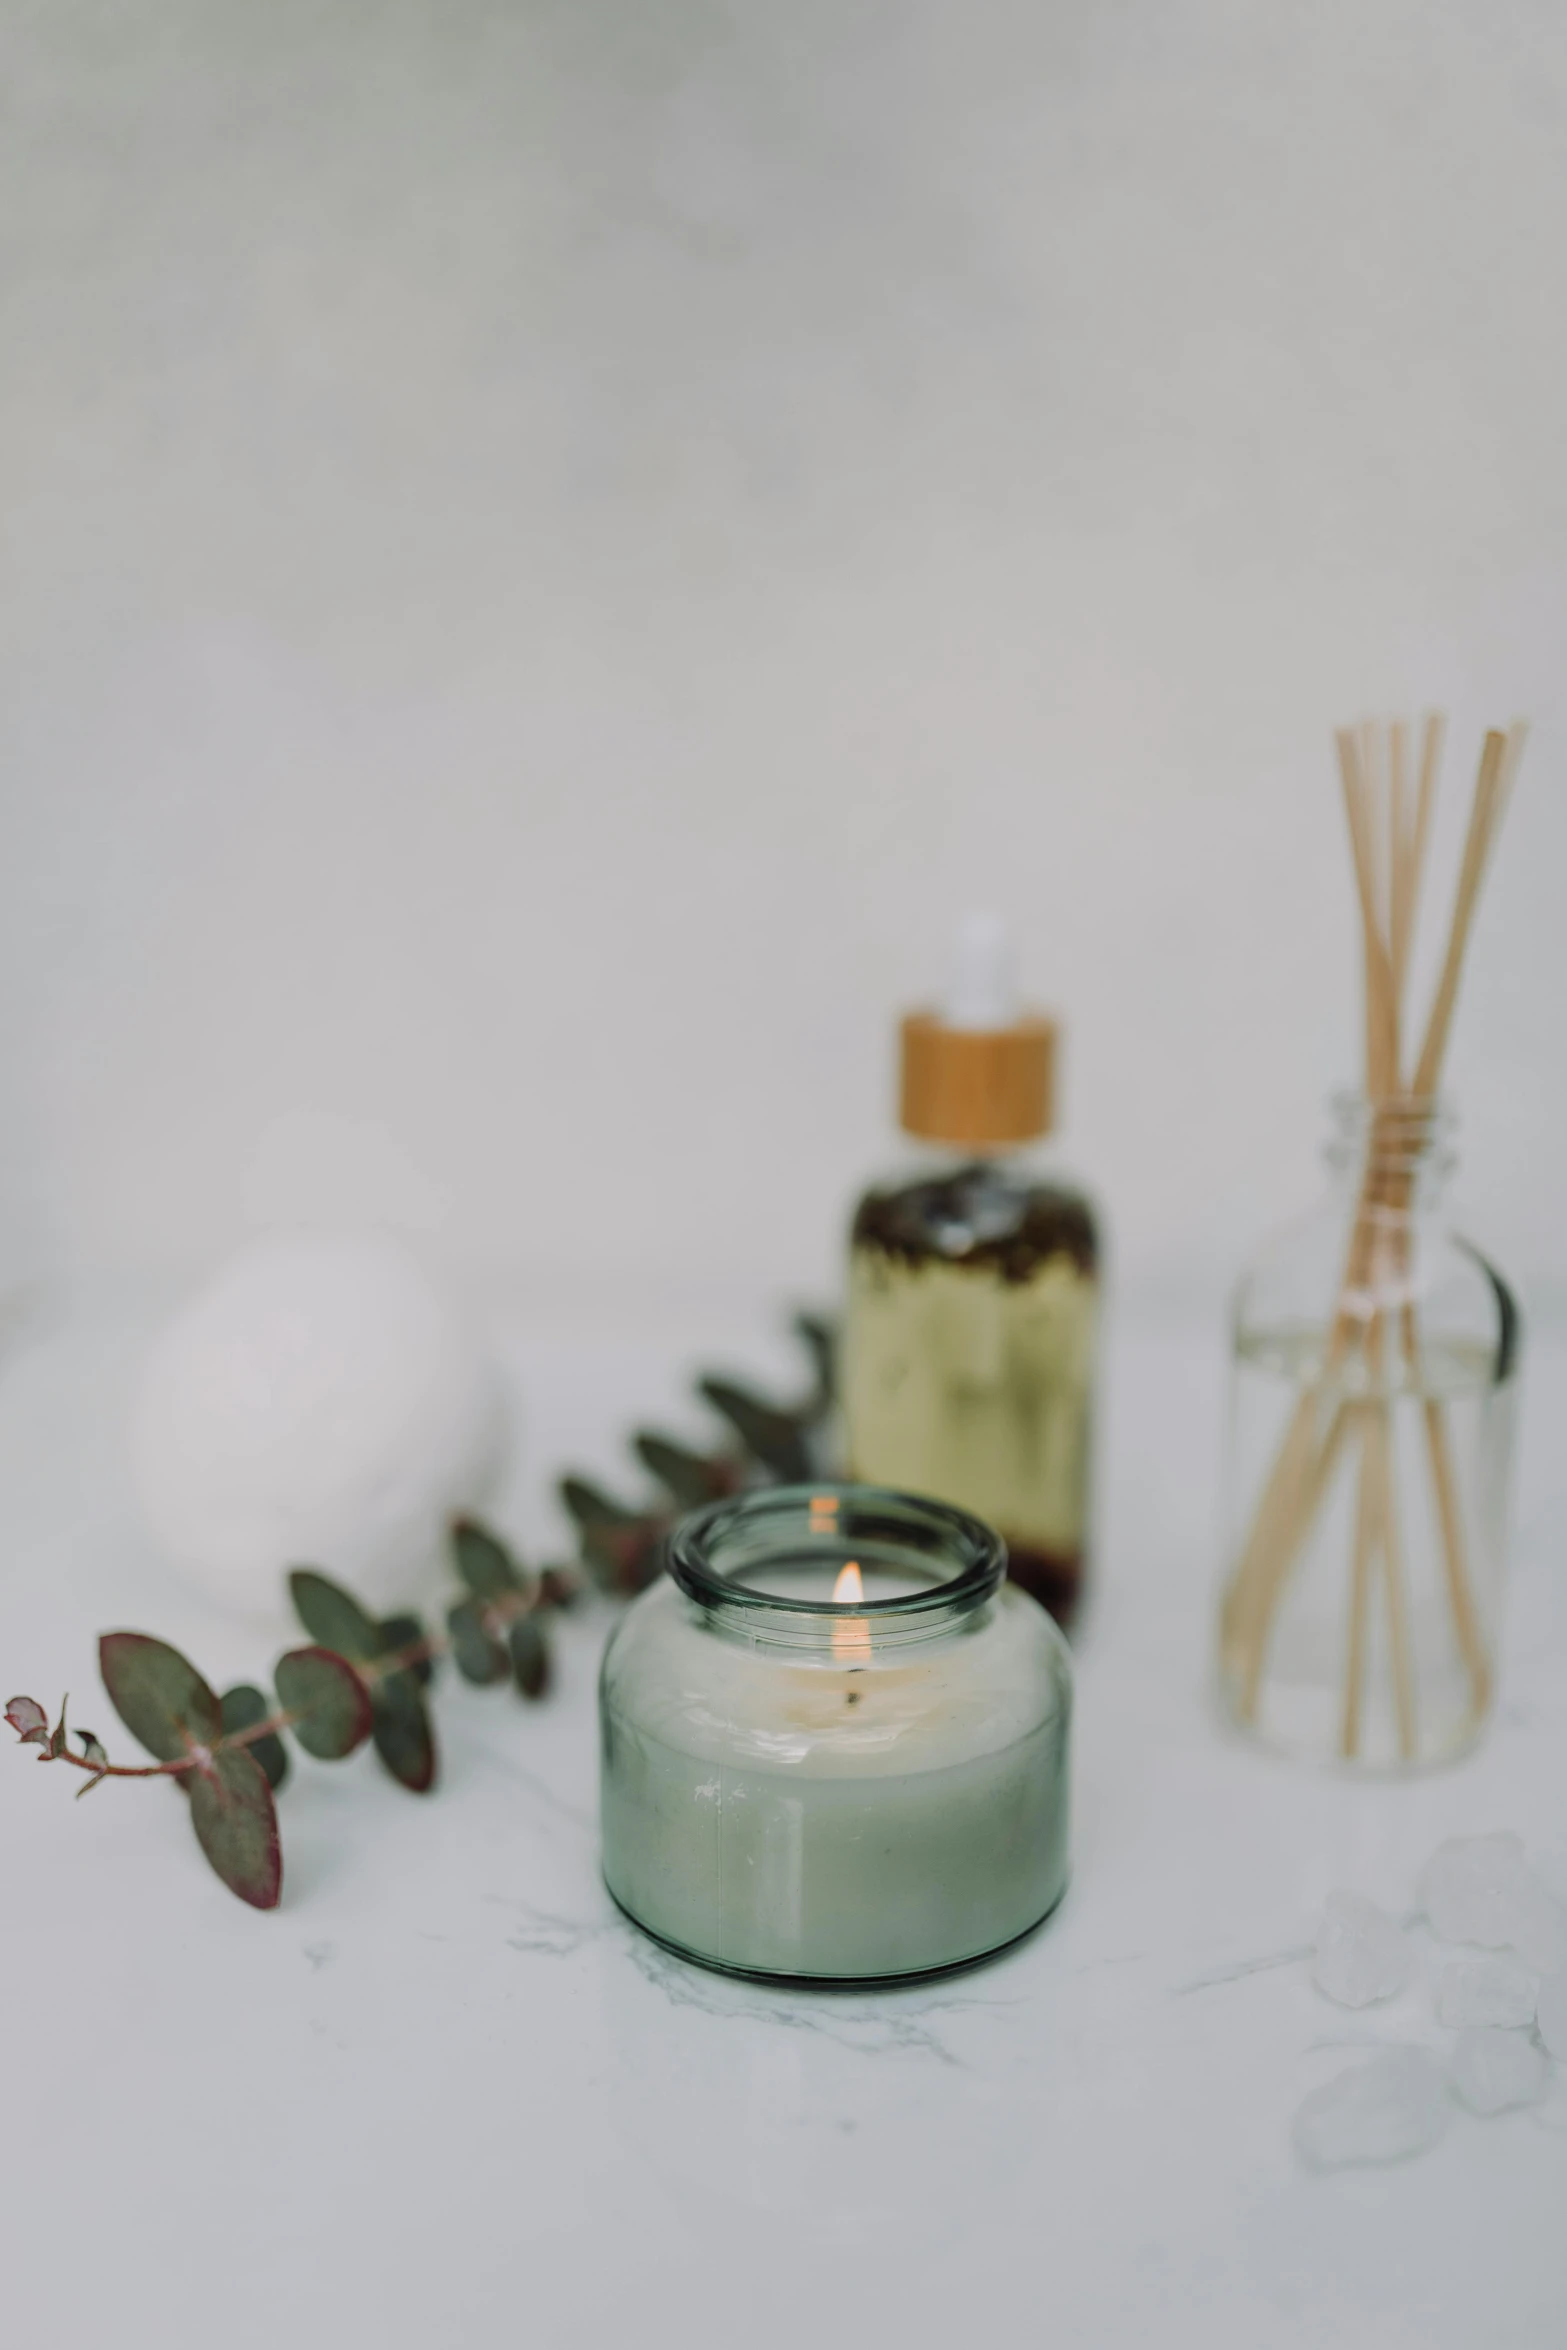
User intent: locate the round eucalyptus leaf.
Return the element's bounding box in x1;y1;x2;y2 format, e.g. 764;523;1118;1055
275;1648;373;1762
99;1633;222;1765
188;1746;282;1909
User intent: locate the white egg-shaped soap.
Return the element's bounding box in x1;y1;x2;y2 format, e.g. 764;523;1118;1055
131;1231;503;1619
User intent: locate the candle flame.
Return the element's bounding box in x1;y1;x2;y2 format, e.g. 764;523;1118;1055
832;1560;871;1668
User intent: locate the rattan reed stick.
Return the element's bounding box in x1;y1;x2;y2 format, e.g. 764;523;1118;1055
1228;715;1522;1751
1339;1406;1377;1758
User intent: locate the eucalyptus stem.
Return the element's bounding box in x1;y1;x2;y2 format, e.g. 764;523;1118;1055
9;1316;833;1907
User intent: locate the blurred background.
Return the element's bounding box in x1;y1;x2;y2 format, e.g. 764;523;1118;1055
3;0;1563;1336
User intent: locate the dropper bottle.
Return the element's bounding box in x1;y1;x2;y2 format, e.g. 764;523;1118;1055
841;914;1101;1629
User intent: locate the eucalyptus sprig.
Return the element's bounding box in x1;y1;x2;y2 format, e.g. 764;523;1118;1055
558;1310;835;1594
6;1516;567;1910
8;1312;836;1912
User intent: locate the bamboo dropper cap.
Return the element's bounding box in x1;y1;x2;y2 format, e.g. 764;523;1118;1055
898;915;1057;1147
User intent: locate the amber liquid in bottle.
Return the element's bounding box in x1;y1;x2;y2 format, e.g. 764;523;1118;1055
844;1154;1099;1628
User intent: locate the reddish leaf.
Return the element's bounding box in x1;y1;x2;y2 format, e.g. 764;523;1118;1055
188;1747;282;1909
47;1698;69;1760
274;1647;372;1761
99;1634;221;1765
5;1695;49;1748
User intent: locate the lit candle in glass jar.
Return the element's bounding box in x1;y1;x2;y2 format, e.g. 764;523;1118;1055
599;1485;1072;1983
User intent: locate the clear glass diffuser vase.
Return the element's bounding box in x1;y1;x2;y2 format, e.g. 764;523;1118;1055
1217;1095;1520;1770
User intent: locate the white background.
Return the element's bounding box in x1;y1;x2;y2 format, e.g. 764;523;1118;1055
3;1;1564;1330
5;25;1567;2339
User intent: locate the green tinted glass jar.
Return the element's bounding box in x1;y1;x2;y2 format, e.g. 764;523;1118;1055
600;1484;1072;1984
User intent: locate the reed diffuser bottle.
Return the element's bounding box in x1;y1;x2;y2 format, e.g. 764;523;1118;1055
842;917;1099;1628
1218;717;1526;1769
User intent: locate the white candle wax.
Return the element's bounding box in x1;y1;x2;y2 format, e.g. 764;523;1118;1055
600;1559;1070;1981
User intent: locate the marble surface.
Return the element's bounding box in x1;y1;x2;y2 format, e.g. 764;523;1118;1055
3;1304;1565;2349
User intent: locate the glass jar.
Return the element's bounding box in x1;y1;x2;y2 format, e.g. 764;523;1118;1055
1217;1095;1520;1769
600;1483;1072;1983
843;1148;1100;1628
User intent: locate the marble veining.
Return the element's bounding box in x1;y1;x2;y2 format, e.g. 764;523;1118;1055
494;1887;1011;2064
1175;1943;1315;1995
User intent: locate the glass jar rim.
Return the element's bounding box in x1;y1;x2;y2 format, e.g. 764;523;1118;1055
666;1481;1006;1625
